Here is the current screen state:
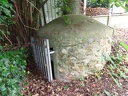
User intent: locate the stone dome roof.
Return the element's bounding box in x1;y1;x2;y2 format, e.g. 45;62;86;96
36;14;113;48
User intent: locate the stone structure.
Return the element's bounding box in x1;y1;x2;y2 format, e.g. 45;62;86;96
37;14;113;81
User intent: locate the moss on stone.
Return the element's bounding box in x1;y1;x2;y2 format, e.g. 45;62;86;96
36;14;113;81
37;14;113;48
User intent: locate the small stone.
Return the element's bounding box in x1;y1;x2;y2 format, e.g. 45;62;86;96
66;61;75;66
59;68;65;73
95;64;104;70
61;49;67;54
69;57;77;60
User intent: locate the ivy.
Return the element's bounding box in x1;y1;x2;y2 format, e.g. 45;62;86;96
87;0;110;8
0;0;14;26
54;0;73;25
54;0;71;15
0;1;28;96
0;0;14;44
0;48;27;96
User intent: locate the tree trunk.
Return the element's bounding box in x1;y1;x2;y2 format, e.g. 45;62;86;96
9;0;48;44
67;0;81;14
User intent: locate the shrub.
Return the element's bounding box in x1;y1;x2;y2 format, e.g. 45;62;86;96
0;0;14;44
0;47;27;96
87;0;109;8
0;0;14;26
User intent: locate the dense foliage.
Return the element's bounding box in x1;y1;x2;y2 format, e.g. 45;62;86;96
0;0;14;43
0;0;28;96
87;0;128;10
87;0;109;8
0;0;14;26
55;0;71;15
0;48;27;96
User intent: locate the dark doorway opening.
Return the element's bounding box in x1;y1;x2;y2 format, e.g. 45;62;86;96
50;47;55;79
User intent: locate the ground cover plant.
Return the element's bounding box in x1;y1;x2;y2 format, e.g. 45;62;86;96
0;0;28;96
0;48;27;96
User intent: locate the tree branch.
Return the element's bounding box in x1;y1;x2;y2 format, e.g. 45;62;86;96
26;0;49;29
0;30;13;45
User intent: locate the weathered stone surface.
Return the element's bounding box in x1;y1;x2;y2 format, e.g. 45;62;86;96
37;14;113;81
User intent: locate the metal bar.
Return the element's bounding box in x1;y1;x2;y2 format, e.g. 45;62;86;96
47;39;53;82
44;40;50;81
44;39;53;82
42;46;46;78
40;40;44;74
38;45;42;72
42;40;48;78
50;51;55;54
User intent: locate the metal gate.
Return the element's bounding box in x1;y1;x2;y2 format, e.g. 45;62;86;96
31;38;53;82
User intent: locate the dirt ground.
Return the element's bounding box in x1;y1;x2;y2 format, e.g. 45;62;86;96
22;28;128;96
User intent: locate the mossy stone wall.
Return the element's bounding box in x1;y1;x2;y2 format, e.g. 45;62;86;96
37;14;113;81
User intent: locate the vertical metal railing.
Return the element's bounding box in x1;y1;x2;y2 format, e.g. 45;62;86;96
31;38;53;82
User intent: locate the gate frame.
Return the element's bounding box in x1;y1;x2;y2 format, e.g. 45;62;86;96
31;37;53;82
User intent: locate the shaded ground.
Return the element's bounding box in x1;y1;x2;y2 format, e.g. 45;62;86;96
22;28;128;96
